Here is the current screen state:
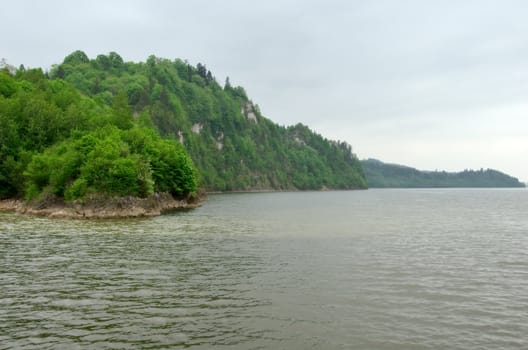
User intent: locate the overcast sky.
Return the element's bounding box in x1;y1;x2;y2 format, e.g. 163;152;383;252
2;0;527;181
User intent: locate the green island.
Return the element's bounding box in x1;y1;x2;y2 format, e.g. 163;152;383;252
362;159;526;188
0;51;366;217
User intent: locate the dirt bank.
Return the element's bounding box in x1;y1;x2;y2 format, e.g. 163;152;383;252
0;192;205;219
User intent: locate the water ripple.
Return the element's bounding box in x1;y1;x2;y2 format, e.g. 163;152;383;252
2;189;528;349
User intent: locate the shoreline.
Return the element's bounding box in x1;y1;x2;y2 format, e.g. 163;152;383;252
0;192;205;219
205;186;368;195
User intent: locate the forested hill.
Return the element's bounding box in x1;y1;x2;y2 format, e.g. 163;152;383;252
362;159;525;188
0;51;366;199
50;51;366;191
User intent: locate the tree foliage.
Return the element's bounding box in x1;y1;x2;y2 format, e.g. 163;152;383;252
48;52;367;191
24;126;196;200
0;66;197;201
362;159;525;188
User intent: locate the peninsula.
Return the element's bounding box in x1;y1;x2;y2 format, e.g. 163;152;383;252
0;51;366;217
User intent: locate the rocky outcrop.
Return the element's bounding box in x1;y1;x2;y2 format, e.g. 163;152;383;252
215;132;224;151
177;130;184;144
191;123;203;134
0;192;205;219
241;101;258;124
0;199;21;212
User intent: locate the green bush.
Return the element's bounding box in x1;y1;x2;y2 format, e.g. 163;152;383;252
24;126;197;201
65;178;88;201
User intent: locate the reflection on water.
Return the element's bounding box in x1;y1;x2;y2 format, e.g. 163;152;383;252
1;189;528;349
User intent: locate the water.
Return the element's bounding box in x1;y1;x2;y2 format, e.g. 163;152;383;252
1;189;528;349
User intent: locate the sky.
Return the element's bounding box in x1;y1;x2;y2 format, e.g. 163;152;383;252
2;0;527;181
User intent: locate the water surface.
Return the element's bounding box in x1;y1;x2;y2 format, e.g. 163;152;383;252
1;189;528;349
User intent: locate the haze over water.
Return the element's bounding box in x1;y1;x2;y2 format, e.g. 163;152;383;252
1;189;528;349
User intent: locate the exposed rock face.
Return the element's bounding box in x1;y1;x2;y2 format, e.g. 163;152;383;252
191;123;203;134
0;199;20;212
215;132;224;151
177;130;184;144
0;192;204;219
293;136;306;146
241;101;258;124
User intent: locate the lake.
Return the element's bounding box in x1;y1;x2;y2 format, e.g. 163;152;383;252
1;189;528;349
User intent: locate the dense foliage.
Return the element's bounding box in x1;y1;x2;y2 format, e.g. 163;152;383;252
24;126;196;200
362;159;525;188
0;65;197;201
49;51;367;191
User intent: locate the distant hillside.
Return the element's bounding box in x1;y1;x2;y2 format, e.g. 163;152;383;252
362;159;525;188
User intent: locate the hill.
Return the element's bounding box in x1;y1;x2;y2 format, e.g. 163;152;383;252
0;51;366;207
362;159;525;188
48;51;366;191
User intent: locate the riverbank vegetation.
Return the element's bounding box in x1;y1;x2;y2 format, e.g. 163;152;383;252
0;51;366;209
0;63;197;205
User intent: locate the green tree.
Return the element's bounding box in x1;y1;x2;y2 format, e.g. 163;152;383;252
63;50;90;65
112;91;133;130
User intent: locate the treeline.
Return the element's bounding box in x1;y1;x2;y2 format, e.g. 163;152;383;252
49;51;367;191
0;64;197;201
0;51;366;202
362;159;525;188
